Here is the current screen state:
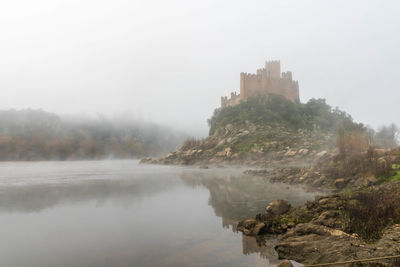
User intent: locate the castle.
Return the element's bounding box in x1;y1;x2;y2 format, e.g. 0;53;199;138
221;60;300;108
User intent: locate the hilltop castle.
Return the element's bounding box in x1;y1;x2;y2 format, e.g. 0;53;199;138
221;61;299;108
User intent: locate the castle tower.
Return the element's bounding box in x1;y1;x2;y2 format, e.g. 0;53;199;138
265;60;281;79
240;72;246;99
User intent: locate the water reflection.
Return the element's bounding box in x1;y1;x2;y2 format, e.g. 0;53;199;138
0;161;318;266
242;235;278;261
180;170;319;263
181;170;319;224
0;176;179;213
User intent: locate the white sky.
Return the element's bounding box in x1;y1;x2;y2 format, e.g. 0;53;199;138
0;0;399;136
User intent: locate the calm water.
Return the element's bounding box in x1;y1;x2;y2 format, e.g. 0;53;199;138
0;160;319;267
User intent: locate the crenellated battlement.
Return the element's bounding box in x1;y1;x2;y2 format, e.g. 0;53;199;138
281;71;293;80
221;60;300;108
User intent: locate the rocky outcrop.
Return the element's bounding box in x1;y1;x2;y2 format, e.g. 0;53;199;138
238;183;400;266
245;147;400;192
237;195;344;237
139;157;153;164
276;223;400;265
276;260;294;267
150;122;334;166
266;200;291;216
276;223;358;264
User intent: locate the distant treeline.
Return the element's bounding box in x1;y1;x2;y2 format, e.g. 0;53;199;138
208;95;398;148
0;109;187;160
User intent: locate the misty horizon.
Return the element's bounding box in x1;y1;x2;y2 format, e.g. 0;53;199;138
1;0;399;136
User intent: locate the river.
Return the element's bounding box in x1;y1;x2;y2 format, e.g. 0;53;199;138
0;160;320;267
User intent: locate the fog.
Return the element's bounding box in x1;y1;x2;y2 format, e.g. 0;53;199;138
0;0;399;136
0;109;187;160
0;160;318;266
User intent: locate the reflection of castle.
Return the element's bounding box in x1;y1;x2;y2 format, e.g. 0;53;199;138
242;234;279;264
180;170;318;264
221;60;300;108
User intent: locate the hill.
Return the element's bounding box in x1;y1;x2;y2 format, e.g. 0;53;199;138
152;95;365;166
0;109;187;160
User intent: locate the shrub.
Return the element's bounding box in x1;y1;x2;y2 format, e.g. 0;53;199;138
180;138;201;150
326;147;394;179
344;186;400;241
208;95;364;135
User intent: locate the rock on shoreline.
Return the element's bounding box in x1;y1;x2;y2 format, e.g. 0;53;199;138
237;186;400;266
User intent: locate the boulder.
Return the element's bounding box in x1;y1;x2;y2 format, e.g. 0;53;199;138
362;176;378;187
266;200;291;216
313;210;340;228
238;130;250;136
276;223;360;265
226;137;238;144
298;148;309;155
316;150;328;158
225;147;232;158
216;150;226;157
277;260;294;267
165;153;175;158
184;150;197;157
318;198;330;205
284;150;297;157
253;222;266;235
241;219;257;229
334;178;347;189
139;157;152;164
378;157;388;167
216;139;226;147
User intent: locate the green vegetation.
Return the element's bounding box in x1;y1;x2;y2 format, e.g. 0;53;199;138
390;172;400;182
208;95;364;135
389;164;400;181
278;208;314;225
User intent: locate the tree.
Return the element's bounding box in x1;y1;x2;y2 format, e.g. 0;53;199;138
375;123;399;148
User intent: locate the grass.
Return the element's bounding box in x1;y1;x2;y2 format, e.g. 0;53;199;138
390;164;400;181
231;135;262;152
390;172;400;181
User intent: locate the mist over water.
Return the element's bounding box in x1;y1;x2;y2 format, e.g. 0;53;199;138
0;160;319;267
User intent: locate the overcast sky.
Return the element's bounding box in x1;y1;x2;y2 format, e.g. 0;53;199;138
0;0;399;136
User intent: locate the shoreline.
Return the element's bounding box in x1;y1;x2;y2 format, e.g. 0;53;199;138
144;146;400;266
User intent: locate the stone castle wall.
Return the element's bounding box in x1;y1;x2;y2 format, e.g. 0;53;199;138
221;60;299;108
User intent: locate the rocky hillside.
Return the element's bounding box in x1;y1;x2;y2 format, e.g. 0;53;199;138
151;122;334;166
147;95;365;166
